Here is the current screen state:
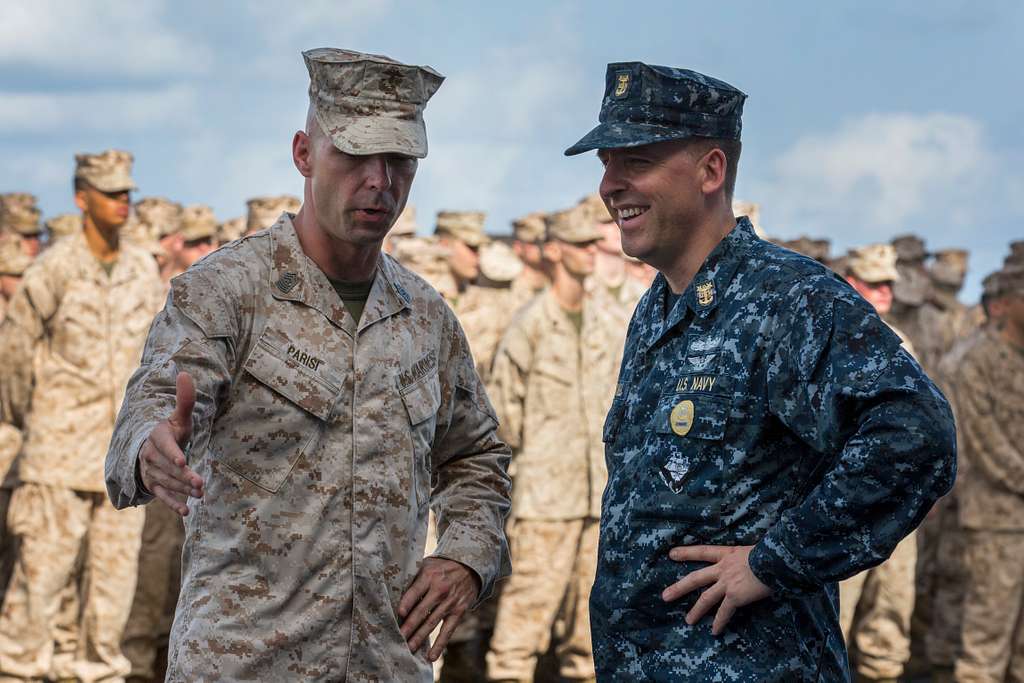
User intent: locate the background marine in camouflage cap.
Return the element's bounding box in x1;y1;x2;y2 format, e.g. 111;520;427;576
44;213;82;244
566;60;955;681
0;192;43;258
245;194;301;235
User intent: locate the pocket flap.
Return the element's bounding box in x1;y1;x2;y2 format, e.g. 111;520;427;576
244;336;338;422
653;394;729;440
401;372;441;425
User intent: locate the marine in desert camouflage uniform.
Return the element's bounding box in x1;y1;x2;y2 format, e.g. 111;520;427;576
487;206;624;683
245;194;301;236
104;48;511;682
946;254;1024;683
44;213;83;245
508;212;549;312
0;150;163;682
838;244;919;683
0;193;43;259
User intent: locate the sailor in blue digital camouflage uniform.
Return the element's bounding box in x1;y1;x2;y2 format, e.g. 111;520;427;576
564;62;957;682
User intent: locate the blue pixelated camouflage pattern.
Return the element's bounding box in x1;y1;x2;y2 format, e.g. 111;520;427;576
565;62;746;156
593;218;956;681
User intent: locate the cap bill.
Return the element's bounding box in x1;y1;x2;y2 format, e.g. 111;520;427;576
316;110;428;159
564;121;703;156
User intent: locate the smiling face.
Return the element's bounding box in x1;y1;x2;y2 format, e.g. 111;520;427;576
295;117;418;246
597;139;723;271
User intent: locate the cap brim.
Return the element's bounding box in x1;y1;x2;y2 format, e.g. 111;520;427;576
564;121;701;156
317;110;427;159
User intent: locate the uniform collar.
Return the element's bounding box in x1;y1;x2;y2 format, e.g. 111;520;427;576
68;231;149;286
643;217;755;350
268;215;410;335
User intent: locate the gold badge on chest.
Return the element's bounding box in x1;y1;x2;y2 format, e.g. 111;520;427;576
670;400;695;436
695;281;715;307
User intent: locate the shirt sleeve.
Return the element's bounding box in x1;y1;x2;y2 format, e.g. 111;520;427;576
485;319;533;451
0;263;54;427
105;269;238;509
749;286;957;596
427;313;513;604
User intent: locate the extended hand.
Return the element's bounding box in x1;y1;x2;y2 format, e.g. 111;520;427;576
398;557;481;662
139;372;205;516
662;544;772;636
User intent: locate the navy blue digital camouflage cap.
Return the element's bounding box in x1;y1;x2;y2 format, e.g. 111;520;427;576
564;62;747;156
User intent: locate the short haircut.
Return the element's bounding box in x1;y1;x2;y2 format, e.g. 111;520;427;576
685;137;742;200
73;177;89;193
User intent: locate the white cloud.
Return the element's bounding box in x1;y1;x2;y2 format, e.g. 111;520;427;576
0;85;199;132
0;0;208;76
758;112;991;239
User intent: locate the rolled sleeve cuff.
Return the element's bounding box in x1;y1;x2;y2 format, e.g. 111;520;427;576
748;535;820;598
111;424;158;509
430;524;511;609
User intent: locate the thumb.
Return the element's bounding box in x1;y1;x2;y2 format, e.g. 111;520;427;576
170;371;196;443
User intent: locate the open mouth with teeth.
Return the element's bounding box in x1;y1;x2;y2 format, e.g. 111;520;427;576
617;206;649;224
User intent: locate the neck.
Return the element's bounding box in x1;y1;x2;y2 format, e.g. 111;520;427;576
595;252;625;288
519;263;548;290
292;207;379;282
660;209;735;294
551;265;585;312
82;214;120;262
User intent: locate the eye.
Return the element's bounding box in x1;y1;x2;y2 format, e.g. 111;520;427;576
626;156;650;168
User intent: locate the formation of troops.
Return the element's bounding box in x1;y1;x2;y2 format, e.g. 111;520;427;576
0;145;1020;683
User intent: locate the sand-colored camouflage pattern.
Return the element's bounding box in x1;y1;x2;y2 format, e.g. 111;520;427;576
840;531;917;679
0;193;42;236
545;206;602;244
304;48;443;159
565;62;746;156
594;218;955;679
930;248;968;288
435;210;489;247
44;213;82;242
0;484;144;680
75;149;136;193
389;203;418;237
217;216;246;244
511;212;546;243
846;243;901;283
135;197;183;240
122;501;183;679
478;241;522;284
0;233;162;492
578;192;614;225
246;195;301;234
0;233;32;276
488;289;624;520
452;284;521;383
104;216;511;681
179;204;217;242
487;518;599;680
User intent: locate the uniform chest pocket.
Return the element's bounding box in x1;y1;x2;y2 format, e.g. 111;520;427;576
629;393;731;531
400;370;442;508
214;334;341;493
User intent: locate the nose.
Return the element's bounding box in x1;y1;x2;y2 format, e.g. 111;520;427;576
599;157;627;206
363;156;393;192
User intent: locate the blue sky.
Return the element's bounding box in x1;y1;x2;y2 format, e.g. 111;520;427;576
1;0;1020;300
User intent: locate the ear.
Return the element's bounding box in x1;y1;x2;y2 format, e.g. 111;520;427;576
698;147;727;196
542;240;561;263
293;130;313;178
73;189;88;213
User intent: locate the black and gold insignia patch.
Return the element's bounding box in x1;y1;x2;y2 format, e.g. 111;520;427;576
613;72;631;98
276;272;299;293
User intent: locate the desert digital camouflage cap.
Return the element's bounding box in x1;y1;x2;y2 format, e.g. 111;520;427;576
0;233;32;275
218;217;246;244
0;193;42;236
435;211;489;247
304;47;444;159
578;193;614;224
779;236;831;264
846;244;900;284
74;149;136;193
546;205;603;244
45;213;81;242
135;197;183;239
180;205;218;242
565;62;746;156
246;195;300;233
512;212;546;243
930;248;968;288
389;203;417;237
479;241;523;283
